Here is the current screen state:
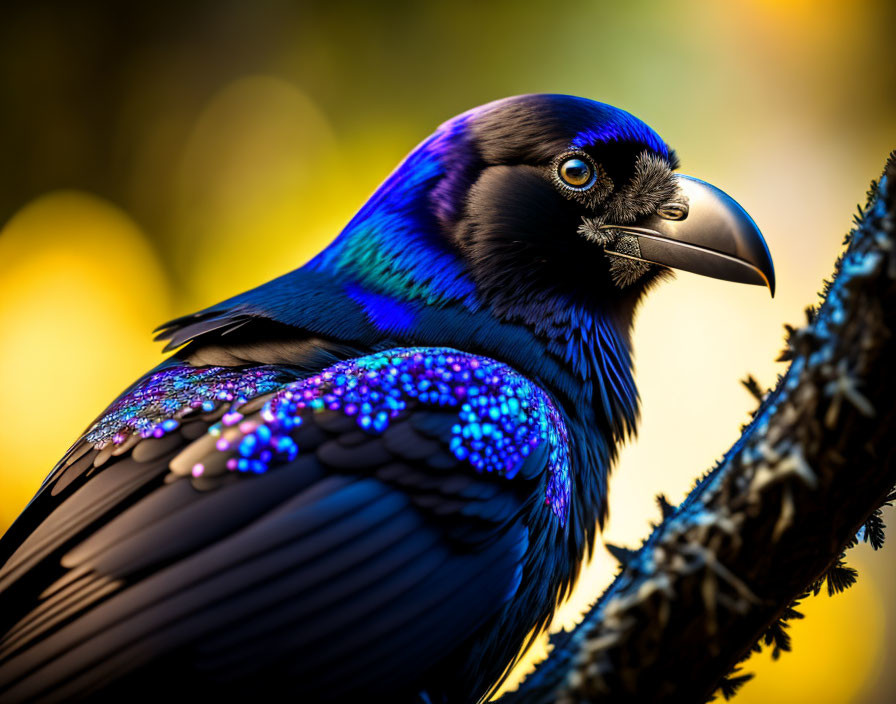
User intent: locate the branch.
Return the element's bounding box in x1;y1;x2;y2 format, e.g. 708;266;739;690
499;152;896;703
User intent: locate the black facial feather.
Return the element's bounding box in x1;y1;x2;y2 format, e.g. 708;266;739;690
576;150;679;289
605;151;678;223
454;163;620;323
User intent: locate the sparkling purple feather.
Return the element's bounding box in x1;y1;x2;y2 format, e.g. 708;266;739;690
86;348;571;522
85;366;286;447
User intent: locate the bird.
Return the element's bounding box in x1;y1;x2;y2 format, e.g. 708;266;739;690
0;94;774;703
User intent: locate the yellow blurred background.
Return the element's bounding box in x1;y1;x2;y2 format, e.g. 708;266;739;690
1;1;894;701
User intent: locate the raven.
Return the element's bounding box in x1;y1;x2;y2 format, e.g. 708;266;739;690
0;94;774;703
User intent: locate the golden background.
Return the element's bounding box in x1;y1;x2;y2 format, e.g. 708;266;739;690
1;1;894;700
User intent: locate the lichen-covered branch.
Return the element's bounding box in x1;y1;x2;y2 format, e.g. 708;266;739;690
499;153;896;703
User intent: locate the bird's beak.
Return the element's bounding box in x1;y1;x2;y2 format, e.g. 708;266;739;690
600;174;775;296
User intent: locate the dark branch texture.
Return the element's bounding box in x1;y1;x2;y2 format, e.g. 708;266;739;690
500;153;896;703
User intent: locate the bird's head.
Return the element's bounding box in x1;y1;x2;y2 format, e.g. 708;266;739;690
427;94;774;320
314;94;773;340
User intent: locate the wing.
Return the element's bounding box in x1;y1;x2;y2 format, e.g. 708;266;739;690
151;269;381;354
0;347;569;702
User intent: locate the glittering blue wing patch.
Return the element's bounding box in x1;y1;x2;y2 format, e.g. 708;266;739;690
85;366;289;447
86;348;571;522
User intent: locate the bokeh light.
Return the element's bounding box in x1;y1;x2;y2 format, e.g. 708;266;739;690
0;191;171;526
1;1;893;700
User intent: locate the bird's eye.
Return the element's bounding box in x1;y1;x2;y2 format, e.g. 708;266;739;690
558;157;595;189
